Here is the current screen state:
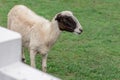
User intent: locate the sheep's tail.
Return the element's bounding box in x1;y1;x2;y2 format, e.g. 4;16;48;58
7;9;13;29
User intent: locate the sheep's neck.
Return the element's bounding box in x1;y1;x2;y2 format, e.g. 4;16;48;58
47;21;61;48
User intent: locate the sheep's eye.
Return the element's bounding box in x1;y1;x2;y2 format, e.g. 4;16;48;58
63;16;76;27
67;17;72;21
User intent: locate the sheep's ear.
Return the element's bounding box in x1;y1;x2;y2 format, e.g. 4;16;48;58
55;13;66;30
55;13;62;22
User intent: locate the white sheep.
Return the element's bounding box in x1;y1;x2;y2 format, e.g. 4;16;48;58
7;5;83;72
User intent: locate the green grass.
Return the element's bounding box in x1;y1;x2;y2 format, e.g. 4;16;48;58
0;0;120;80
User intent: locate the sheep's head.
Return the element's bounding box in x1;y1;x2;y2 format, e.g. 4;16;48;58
55;11;83;35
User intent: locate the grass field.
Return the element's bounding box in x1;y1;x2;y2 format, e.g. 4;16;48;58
0;0;120;80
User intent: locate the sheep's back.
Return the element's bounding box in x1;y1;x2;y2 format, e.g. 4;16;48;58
7;5;50;47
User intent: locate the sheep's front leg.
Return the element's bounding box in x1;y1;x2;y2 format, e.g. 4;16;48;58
42;54;48;72
30;49;37;68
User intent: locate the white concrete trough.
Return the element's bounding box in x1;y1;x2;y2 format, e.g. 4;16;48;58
0;27;61;80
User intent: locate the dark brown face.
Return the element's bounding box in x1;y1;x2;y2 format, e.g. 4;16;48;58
55;14;77;32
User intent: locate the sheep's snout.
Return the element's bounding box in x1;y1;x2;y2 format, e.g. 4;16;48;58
79;29;83;33
78;29;83;34
74;26;83;35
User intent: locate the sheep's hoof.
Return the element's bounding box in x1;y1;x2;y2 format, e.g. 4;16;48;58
22;58;26;63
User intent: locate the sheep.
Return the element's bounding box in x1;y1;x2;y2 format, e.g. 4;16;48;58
7;5;83;72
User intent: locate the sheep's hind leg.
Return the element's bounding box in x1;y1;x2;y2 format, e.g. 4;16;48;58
30;49;37;68
22;47;26;62
42;54;48;72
